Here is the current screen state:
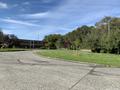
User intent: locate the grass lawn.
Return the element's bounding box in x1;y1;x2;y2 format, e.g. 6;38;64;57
37;50;120;67
0;48;29;52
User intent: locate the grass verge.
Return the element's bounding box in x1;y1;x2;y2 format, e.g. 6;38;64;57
0;48;29;52
37;50;120;67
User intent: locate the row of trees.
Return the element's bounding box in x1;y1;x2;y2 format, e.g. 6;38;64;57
43;16;120;54
92;16;120;54
43;26;95;49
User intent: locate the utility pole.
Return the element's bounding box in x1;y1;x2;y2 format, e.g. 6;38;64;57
38;32;39;41
30;40;31;49
107;20;111;39
107;19;112;51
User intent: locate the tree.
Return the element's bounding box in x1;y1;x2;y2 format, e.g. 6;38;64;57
44;34;62;49
0;29;4;42
94;16;120;53
56;37;65;49
73;39;81;50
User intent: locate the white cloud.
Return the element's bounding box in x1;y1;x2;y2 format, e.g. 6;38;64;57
3;29;13;34
21;12;49;19
0;18;39;26
0;2;8;9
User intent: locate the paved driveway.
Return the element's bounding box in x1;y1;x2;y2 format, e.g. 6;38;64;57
0;51;120;90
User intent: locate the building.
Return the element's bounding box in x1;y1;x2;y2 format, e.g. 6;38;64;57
18;39;44;48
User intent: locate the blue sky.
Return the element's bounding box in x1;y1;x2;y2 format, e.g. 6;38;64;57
0;0;120;40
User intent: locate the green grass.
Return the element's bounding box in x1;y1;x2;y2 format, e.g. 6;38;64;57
37;50;120;67
0;48;29;52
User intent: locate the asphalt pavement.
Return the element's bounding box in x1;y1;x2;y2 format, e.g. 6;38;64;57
0;51;120;90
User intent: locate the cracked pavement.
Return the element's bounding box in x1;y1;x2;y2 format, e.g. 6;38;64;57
0;51;120;90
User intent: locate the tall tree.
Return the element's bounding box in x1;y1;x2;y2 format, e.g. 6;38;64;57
0;29;4;42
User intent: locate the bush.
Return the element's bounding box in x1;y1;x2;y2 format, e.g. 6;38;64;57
91;47;101;53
